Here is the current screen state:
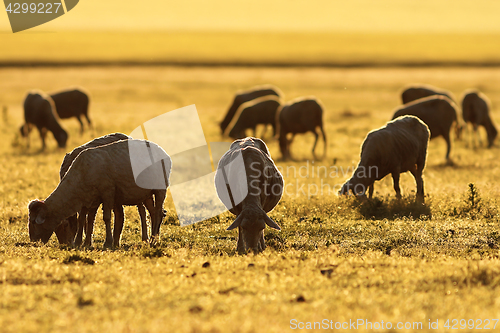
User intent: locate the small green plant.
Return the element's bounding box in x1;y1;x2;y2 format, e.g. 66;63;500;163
466;183;481;211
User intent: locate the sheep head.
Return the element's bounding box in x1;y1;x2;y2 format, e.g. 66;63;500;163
339;179;368;197
227;208;281;254
54;216;77;245
28;200;56;243
56;130;68;148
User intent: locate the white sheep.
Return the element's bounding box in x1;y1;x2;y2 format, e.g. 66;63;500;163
215;137;283;253
340;116;429;202
462;90;498;148
28;139;171;247
55;133;162;247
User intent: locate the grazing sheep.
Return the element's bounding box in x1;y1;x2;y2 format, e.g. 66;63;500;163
277;97;327;161
215;137;283;253
401;84;454;104
49;88;91;134
227;95;281;139
28;140;170;247
340;116;429;201
20;91;68;149
462;90;498;148
54;133;159;247
220;85;282;135
392;95;459;161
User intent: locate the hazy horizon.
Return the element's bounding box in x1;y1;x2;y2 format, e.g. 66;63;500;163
1;0;500;33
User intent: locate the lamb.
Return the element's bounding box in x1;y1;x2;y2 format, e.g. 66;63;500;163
49;88;91;134
227;95;281;139
28;139;170;247
339;116;429;201
392;95;459;161
220;85;282;135
20;91;68;149
215;137;283;253
462;90;498;148
276;97;327;161
401;84;454;104
54;133;161;247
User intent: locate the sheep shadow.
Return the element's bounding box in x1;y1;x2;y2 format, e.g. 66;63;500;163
346;195;432;221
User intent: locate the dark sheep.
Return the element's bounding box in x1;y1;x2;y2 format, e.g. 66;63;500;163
462;90;498;148
20;91;68;149
49;88;91;134
227;95;281;139
220;85;282;135
392;96;459;161
277;97;327;161
215;137;283;253
401;84;454;104
340;116;429;201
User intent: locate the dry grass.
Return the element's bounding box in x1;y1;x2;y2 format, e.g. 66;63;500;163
1;66;500;332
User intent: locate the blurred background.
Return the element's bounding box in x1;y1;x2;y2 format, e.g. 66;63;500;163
1;0;500;66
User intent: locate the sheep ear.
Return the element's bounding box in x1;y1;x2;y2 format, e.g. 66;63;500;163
264;215;281;231
227;214;244;231
29;200;46;224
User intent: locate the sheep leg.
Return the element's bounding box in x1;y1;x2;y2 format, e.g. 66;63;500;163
475;124;483;147
83;206;99;248
311;130;319;160
411;169;425;204
320;125;327;159
113;205;125;248
76;115;84;135
102;203;114;248
443;132;452;161
260;125;267;139
368;184;374;199
36;126;46;150
74;208;87;247
137;203;148;242
392;172;401;199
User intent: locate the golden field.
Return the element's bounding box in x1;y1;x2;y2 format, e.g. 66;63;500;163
0;64;500;332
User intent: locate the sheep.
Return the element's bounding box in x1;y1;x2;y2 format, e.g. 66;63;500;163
220;85;282;135
28;139;170;247
276;97;327;161
54;133;161;247
215;137;283;253
227;95;281;139
392;95;459;161
20;91;68;149
401;84;454;104
340;116;429;202
462;90;498;148
49;88;91;134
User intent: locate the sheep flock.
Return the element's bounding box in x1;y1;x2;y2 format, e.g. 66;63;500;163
24;83;497;254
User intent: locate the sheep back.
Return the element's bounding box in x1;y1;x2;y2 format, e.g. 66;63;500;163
220;85;282;134
227;95;281;139
392;95;458;140
215;137;283;215
50;88;90;119
401;85;454;104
